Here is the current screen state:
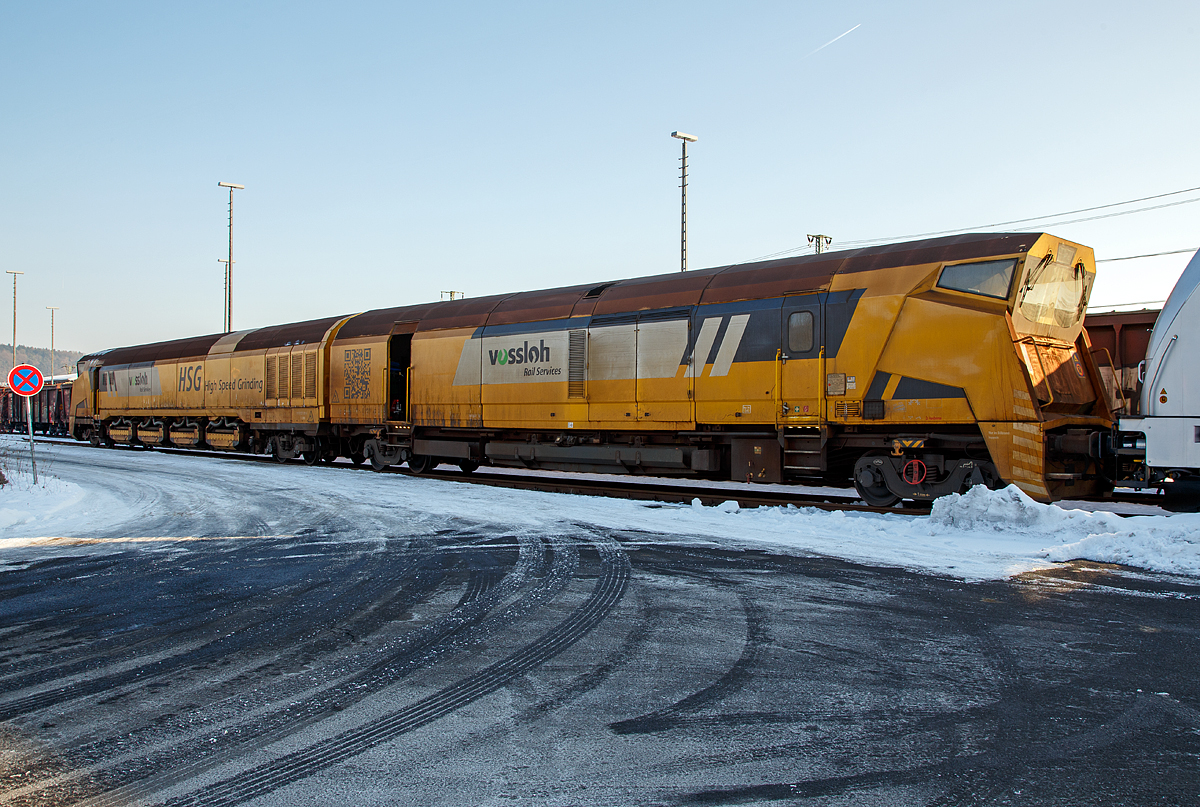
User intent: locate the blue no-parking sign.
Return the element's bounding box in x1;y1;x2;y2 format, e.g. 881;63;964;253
8;363;42;483
9;364;44;397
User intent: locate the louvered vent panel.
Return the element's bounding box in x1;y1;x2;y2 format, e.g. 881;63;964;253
290;354;303;399
304;352;317;399
568;330;587;398
278;356;289;401
265;356;277;400
834;401;862;419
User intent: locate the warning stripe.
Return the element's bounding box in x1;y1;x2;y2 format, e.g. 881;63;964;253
1012;449;1041;466
1013;480;1049;497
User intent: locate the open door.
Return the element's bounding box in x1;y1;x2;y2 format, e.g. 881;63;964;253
388;333;412;422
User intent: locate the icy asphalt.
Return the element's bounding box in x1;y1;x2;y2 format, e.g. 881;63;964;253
0;440;1198;805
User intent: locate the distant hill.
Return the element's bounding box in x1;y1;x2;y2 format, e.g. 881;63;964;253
0;344;85;382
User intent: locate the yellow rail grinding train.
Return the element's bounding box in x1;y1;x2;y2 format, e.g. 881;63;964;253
71;232;1114;505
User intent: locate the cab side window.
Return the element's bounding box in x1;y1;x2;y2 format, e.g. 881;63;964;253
788;311;814;353
937;259;1017;299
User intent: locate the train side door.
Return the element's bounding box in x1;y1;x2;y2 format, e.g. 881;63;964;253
388;330;414;422
89;367;100;416
779;295;823;424
587;314;638;425
636;308;693;424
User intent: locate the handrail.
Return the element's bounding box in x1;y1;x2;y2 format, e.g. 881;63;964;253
406;365;413;423
818;346;826;428
1147;334;1177;415
774;348;782;424
1091;347;1128;412
1031;341;1055;408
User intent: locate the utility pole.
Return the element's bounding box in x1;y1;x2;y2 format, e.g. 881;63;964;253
46;307;59;382
218;258;235;331
6;270;22;370
217;182;244;333
671;132;698;271
807;234;832;255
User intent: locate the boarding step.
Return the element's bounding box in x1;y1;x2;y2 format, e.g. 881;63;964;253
783;434;826;474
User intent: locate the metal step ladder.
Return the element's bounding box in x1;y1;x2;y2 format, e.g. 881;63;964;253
783;427;827;477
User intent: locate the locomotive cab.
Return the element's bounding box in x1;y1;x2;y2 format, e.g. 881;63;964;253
69;357;102;443
837;234;1112;505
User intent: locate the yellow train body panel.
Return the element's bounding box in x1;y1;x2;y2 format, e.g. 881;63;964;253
72;232;1113;502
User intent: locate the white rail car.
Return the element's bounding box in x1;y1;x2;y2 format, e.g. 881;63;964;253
1118;247;1200;502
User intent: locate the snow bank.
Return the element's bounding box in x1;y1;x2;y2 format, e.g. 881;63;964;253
4;442;1199;582
929;485;1200;577
424;480;1200;580
0;473;86;534
930;484;1126;535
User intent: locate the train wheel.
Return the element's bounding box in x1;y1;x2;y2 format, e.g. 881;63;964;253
1162;477;1200;513
853;455;901;507
407;454;434;475
364;443;390;472
457;460;479;475
301;450;319;466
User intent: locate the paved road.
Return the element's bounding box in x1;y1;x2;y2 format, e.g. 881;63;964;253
1;447;1198;806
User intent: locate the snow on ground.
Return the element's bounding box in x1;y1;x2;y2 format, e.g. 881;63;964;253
1;437;1198;581
0;472;86;533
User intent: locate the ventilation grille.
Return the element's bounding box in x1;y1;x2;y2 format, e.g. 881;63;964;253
304;352;317;399
637;307;691;323
834;400;862;419
568;329;587;398
279;355;290;400
266;356;277;399
290;354;303;399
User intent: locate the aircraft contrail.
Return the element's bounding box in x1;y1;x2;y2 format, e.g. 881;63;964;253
806;23;861;57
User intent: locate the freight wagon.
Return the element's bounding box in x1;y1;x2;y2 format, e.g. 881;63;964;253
1082;308;1158;416
2;380;73;436
72;232;1118;505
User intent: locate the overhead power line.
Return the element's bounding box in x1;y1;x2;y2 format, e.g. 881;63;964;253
1096;248;1196;263
1087;299;1167;311
835;197;1200;250
750;183;1200;262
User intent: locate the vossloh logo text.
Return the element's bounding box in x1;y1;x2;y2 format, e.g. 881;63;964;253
488;340;561;377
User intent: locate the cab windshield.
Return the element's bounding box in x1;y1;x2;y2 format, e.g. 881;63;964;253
1017;244;1092;330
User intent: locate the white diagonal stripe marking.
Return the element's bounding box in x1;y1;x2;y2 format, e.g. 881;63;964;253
710;314;750;377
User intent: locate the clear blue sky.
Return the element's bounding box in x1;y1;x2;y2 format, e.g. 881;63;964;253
3;1;1198;353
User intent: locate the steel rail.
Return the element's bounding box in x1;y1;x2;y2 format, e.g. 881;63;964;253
17;436;1157;516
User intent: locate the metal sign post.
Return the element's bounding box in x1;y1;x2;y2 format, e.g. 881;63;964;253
9;364;44;484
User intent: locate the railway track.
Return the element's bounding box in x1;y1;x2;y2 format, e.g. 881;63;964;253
15;436;1165;516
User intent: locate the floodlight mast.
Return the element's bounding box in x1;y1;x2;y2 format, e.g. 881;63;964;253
671;132;698;271
46;307;59;383
217;182;244;332
6;270;22;369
